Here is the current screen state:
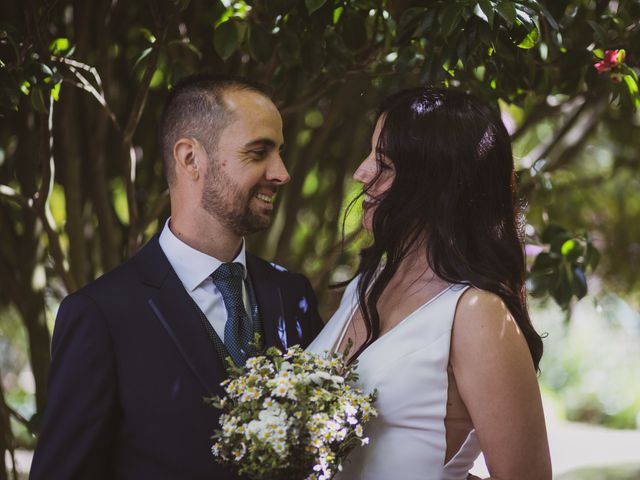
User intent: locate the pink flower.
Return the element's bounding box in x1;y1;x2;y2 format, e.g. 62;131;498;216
604;49;625;65
594;49;626;74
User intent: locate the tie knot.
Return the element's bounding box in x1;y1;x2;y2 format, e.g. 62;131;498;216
211;262;244;284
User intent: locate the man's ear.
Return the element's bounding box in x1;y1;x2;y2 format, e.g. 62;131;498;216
173;138;202;181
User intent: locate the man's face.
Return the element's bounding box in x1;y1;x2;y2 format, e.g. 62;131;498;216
201;89;289;236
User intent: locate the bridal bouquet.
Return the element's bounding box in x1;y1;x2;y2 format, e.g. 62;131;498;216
209;345;377;480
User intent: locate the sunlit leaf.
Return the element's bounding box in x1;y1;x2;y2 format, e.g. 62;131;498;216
477;0;495;28
333;6;344;24
133;47;152;70
49;37;71;55
561;238;584;262
517;26;539;49
51;82;61;101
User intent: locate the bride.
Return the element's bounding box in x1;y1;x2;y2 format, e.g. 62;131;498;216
307;87;552;480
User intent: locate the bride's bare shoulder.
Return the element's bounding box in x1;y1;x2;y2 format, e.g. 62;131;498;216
451;287;529;359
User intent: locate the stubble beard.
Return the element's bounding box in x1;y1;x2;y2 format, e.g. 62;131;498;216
201;163;272;237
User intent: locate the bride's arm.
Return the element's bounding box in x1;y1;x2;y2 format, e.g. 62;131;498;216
451;289;552;480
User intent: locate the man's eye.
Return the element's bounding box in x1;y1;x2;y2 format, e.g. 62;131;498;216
251;149;267;158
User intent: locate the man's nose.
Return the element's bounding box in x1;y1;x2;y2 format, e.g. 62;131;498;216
267;154;291;185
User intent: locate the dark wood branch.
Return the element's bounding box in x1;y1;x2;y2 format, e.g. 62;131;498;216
5;405;28;428
526;96;591;166
33;96;78;292
510;101;561;143
124;25;169;255
142;189;170;232
519;98;608;198
55;58;123;135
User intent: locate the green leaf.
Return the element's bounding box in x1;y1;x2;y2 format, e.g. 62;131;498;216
49;37;71;55
496;0;517;26
137;27;156;44
585;243;600;270
550;232;572;255
396;7;426;45
541;224;567;243
561;238;584;262
30;87;47;113
477;0;495;28
248;24;273;62
439;4;462;37
586;20;608;45
132;47;152;70
531;251;557;273
551;264;573;308
51;82;61;101
279;27;301;63
333;6;344;24
214;20;240;61
528;270;551;298
623;74;640;109
305;0;326;15
517;26;538;49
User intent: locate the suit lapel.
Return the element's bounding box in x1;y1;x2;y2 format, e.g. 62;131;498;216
247;253;301;349
134;236;224;397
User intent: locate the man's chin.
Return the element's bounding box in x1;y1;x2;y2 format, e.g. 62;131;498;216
235;211;272;236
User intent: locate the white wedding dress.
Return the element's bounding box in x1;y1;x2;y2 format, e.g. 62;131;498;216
306;278;481;480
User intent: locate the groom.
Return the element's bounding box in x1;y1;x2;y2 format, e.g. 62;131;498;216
30;75;324;479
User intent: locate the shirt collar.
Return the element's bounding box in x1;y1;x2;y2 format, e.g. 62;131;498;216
158;218;247;292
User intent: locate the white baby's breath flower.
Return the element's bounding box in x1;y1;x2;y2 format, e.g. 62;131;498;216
210;346;377;479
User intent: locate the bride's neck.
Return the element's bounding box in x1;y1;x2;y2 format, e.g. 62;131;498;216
394;242;436;283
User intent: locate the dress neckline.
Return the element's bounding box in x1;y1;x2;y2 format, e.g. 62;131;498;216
334;284;454;359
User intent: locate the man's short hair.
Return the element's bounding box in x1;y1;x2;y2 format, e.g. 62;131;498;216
159;74;272;186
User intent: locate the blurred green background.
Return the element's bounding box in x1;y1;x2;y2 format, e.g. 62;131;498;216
1;0;639;478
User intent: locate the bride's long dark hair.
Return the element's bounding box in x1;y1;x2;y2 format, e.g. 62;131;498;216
352;86;543;370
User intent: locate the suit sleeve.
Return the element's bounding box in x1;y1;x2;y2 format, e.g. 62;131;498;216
298;274;324;347
30;293;118;480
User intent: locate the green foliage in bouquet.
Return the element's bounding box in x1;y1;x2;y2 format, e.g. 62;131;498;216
208;345;377;480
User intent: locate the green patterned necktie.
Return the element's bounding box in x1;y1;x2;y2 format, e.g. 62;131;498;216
211;262;252;367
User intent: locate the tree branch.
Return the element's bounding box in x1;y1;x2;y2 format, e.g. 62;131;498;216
54;56;122;135
33;93;78;292
124;25;169;255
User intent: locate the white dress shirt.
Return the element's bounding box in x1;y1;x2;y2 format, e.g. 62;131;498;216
158;219;250;342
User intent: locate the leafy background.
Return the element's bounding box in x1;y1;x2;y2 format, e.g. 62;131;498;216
1;0;639;477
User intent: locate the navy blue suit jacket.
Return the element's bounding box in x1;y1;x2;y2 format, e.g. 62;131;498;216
30;236;324;479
